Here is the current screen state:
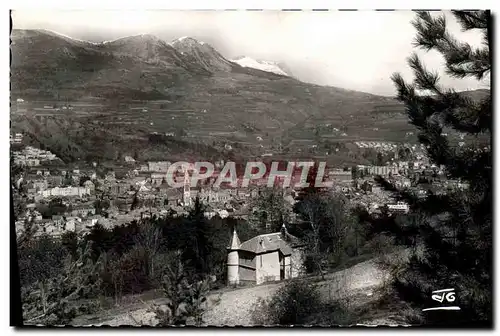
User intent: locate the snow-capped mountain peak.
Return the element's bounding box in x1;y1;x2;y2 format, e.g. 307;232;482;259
230;56;290;76
170;36;233;72
172;36;205;45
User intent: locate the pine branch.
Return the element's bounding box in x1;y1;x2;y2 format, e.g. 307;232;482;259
393;69;491;140
452;11;489;31
407;53;441;94
384;11;492;325
440;93;492;134
444;46;490;80
411;11;490;80
411;11;447;52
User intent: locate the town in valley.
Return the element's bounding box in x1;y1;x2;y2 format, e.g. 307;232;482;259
10;10;491;327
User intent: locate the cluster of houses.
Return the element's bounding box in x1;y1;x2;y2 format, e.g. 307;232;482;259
12;145;59;167
13;139;467;244
355;141;399;150
349;155;471;216
15;159;275;239
10;133;23;144
357;165;399;177
18;213;103;239
38;186;92;198
20;168;95;200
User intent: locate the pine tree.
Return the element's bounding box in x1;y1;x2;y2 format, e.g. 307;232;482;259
374;11;491;326
22;242;101;325
182;197;212;276
149;251;211;326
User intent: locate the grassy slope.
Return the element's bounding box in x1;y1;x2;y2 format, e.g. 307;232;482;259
69;256;405;326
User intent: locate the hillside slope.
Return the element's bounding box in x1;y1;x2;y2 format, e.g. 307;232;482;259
10;29;417;161
10;113;227;163
70;258;396;326
170;36;234;73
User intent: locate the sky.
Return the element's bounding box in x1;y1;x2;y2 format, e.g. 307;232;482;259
12;10;490;96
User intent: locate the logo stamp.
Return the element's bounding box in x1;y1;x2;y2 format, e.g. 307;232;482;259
422;288;461;311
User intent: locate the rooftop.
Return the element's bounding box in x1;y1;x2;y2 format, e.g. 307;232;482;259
236;230;303;255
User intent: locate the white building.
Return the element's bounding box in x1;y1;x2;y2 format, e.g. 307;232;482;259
39;186;91;198
124;156;136;163
368;166;398;176
148;161;171;172
227;226;305;286
387;202;409;214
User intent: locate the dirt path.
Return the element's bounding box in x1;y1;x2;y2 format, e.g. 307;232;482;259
72;258;391;326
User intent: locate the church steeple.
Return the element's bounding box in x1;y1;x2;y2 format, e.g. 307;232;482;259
280;223;290;241
229;227;241;249
183;167;191;206
227;227;240;285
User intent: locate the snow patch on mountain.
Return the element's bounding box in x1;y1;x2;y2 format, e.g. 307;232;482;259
172;36;205;45
231;56;289;76
101;33;158;45
40;29;100;45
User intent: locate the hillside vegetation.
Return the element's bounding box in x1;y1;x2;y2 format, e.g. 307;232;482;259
11;29;486;163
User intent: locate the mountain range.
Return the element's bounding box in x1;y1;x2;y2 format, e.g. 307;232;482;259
10;29;487;164
10;29;291;99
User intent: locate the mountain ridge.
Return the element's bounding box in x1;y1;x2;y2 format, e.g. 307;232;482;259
10;29;391;101
11;29;487;164
170;36;234;73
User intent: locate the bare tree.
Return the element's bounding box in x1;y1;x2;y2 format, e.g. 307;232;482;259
133;219;161;279
296;192;350;277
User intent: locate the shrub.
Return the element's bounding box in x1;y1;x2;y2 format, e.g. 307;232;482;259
251;280;322;326
303;253;321;274
251;279;357;326
22;242;101;325
18;234;66;286
116;245;152;294
149;252;212;326
61;231;78;259
96;250;124;301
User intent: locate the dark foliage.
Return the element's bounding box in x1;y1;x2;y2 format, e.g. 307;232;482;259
251;280;322;325
21;242;102;325
293;191;367;274
251;279;353;326
181;198;212;276
61;231;78;260
371;10;491;326
17;234;66;287
150;252;212;326
37;197;67;219
249;188;291;233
